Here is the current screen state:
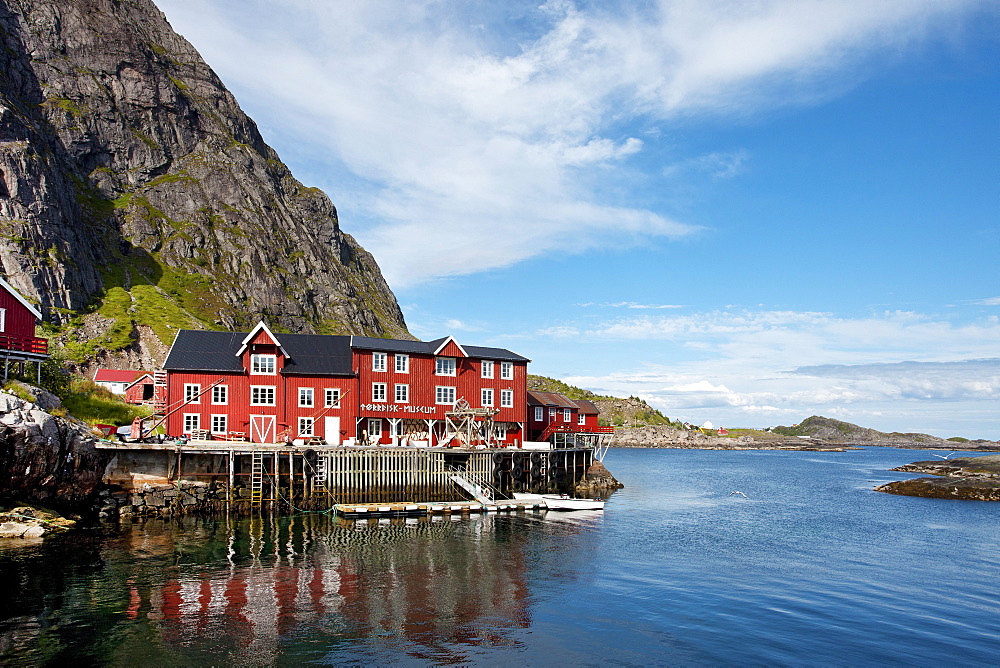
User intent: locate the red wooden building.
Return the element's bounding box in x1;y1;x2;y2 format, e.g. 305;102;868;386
526;391;609;441
124;373;157;405
94;369;144;395
574;399;601;430
161;322;530;446
0;276;48;383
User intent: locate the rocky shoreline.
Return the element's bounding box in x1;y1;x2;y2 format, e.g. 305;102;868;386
875;455;1000;501
609;422;1000;453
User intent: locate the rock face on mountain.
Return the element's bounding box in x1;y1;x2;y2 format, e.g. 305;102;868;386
0;0;409;363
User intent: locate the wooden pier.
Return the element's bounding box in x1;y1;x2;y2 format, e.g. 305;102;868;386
97;440;596;511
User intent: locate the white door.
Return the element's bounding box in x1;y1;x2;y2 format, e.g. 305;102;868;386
367;419;382;444
324;416;341;445
250;415;276;443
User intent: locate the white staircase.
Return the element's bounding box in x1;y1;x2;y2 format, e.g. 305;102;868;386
449;469;507;503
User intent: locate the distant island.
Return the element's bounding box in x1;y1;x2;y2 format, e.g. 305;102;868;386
528;376;1000;452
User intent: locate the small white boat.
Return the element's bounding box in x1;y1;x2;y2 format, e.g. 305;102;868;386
541;494;605;511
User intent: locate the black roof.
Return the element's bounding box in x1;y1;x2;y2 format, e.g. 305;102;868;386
279;333;354;375
164;329;528;375
351;336;529;363
162;330;245;372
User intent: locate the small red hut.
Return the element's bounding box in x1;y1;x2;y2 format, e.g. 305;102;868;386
0;276;48;383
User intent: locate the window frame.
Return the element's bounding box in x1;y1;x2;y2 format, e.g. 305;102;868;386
481;360;494;379
250;385;276;406
395;354;409;373
372;352;387;372
299;387;314;408
395;383;409;403
325;388;341;408
578;413;587;425
500;389;513;408
184;383;201;404
435;357;456;376
500;362;513;380
211;385;228;405
563;408;572;422
183;413;200;434
534;406;544;421
372;382;387;403
298;416;314;437
481;388;494;407
435;386;456;405
367;418;382;437
211;414;228;434
250;354;276;375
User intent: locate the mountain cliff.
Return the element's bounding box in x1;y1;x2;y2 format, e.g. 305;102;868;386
0;0;409;368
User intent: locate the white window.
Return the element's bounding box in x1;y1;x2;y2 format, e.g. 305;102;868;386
372;382;387;402
395;354;409;373
549;408;557;419
183;414;200;433
372;352;387;372
299;417;314;437
212;385;228;405
481;360;494;379
579;413;586;425
563;408;572;422
500;362;513;380
435;386;456;405
367;418;382;437
395;383;409;403
534;406;544;421
481;388;494;407
299;387;314;408
251;354;276;375
435;357;456;376
250;386;276;406
325;388;341;408
184;383;201;404
0;308;6;332
211;414;227;434
501;389;513;408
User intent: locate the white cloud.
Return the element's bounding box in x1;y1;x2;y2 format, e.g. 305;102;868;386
662;150;749;180
553;309;1000;437
537;325;581;338
608;301;685;309
156;0;986;287
970;297;1000;306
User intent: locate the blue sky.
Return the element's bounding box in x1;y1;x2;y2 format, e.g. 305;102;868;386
155;0;1000;438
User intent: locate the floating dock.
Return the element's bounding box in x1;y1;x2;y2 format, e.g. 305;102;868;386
333;499;545;518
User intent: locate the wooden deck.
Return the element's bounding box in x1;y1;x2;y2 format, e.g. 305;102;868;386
334;499;545;517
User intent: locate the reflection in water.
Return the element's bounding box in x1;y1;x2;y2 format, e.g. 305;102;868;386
0;510;601;665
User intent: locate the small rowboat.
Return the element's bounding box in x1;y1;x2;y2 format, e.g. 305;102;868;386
541;494;605;511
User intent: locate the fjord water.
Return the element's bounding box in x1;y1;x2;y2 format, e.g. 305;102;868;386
2;447;998;666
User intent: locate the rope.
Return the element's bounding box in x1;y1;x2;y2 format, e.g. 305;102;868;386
260;464;339;515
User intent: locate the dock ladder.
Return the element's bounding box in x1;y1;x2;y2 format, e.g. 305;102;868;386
250;452;264;506
313;454;328;494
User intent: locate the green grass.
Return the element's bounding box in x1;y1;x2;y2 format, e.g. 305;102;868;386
527;374;614;400
60;379;150;426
